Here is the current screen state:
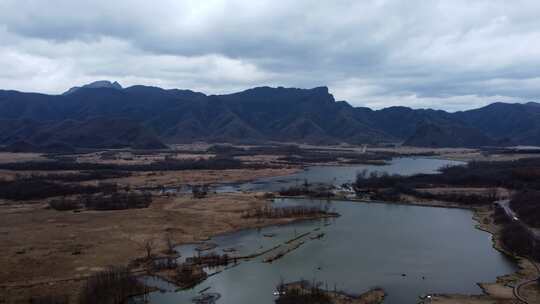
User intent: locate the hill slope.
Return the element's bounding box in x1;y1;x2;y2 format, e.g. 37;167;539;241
0;83;538;149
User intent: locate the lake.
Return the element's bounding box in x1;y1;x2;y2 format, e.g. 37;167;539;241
223;157;465;192
138;158;516;303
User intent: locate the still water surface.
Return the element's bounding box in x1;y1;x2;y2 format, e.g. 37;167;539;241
226;157;464;192
141;158;516;303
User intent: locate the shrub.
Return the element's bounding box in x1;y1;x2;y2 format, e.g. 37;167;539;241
49;198;80;211
275;281;332;304
500;222;538;259
0;180;101;201
48;191;152;211
510;191;540;228
28;295;69;304
79;267;146;304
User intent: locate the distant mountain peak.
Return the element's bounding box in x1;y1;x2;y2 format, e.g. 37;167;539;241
2;84;540;148
63;80;123;95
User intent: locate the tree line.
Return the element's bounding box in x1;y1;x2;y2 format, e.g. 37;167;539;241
49;190;152;211
0;156;263;172
355;158;540;191
242;205;336;219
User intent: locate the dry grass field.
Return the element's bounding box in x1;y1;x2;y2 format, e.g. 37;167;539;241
0;192;300;302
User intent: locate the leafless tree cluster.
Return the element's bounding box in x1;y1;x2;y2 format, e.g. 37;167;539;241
49;190;152;211
79;267;146;304
187;252;234;268
275;280;332;304
165;234;176;255
140;239;155;260
192;184;209;199
510;190;540;227
242;205;335;219
152;256;178;271
500;222;540;260
175;263;207;288
28;295;69;304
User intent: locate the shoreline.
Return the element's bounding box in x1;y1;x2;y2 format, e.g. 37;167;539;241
473;208;539;301
424;206;539;303
2;151;538;303
167;211;338;252
3;192;532;303
276;195;537;303
157;196;529;303
274;195;471;210
279;281;386;304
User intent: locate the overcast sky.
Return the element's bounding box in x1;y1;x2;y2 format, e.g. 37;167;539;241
1;1;539;111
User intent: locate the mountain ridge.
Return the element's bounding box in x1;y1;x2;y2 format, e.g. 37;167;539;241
63;80;123;95
0;82;538;149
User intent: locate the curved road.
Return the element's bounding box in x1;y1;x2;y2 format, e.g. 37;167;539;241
494;200;539;303
512;257;540;303
496;200;540;240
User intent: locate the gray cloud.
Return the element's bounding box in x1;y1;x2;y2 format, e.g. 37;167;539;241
0;0;539;111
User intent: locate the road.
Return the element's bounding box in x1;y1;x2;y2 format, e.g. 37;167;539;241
495;200;540;240
494;200;540;303
513;258;539;304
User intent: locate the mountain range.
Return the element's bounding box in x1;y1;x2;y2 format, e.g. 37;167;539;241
0;80;538;150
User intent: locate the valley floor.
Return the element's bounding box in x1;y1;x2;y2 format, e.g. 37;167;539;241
0;144;539;303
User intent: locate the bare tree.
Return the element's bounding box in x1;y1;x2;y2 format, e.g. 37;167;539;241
165;234;175;255
486;187;499;201
192;184;209;199
141;239;155;260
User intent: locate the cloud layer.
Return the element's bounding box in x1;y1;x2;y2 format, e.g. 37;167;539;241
1;0;539;111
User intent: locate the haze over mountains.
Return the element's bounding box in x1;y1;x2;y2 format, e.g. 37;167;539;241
0;81;539;151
